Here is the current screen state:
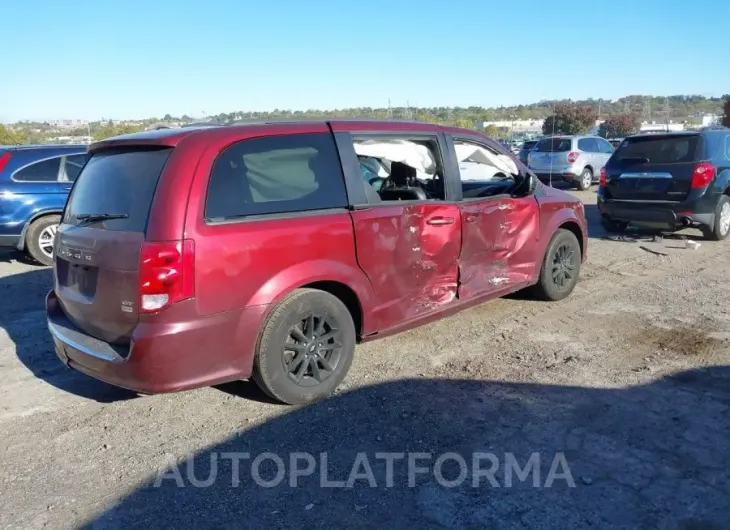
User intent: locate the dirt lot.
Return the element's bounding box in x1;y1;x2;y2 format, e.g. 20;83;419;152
2;189;730;529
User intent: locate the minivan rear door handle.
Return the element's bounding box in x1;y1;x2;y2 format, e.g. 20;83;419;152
426;216;455;226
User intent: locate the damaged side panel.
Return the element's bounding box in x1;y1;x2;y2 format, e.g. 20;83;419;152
350;203;461;332
456;199;505;299
494;197;541;285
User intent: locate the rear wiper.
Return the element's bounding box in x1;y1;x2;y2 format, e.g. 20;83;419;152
75;213;129;225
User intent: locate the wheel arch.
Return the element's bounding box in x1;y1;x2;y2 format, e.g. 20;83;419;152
17;210;63;251
557;220;585;259
248;260;377;340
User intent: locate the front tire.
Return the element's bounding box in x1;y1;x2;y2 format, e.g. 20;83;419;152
25;215;61;266
576;168;593;191
532;229;581;302
701;195;730;241
252;288;356;405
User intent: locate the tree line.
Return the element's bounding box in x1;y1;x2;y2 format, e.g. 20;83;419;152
2;95;728;145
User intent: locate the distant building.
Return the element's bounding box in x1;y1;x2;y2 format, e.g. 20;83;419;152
48;119;88;129
480;119;544;133
639;121;685;133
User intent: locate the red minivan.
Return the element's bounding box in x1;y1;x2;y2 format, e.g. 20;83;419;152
46;120;587;405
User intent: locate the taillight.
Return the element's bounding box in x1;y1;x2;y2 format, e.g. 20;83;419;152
139;240;195;313
691;162;715;188
0;152;11;173
567;152;579;163
599;167;607;186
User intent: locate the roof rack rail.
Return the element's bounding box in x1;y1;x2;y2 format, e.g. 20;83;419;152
227;117;429;126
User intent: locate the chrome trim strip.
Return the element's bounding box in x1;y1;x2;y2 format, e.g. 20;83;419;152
48;321;116;362
618;172;673;179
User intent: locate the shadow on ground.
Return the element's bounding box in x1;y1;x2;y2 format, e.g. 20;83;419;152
89;367;730;529
1;264;136;403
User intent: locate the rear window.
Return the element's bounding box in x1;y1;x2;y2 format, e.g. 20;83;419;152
534;138;572;152
63;148;171;232
205;132;347;220
614;135;700;164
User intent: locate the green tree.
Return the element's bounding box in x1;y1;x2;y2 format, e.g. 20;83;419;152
722;98;730;128
0;124;27;145
598;113;641;138
542;104;597;135
484;124;498;137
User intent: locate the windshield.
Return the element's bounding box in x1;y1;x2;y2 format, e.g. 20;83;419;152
63;148;172;232
534;138;572;153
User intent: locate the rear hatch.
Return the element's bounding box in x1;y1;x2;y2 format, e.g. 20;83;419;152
604;134;702;201
54;147;172;345
529;137;572;170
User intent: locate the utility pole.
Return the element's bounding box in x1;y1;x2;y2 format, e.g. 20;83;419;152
663;97;671;129
642;97;652;122
387;99;393;119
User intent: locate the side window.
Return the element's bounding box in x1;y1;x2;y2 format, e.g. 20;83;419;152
13;156;62;182
454;139;519;199
205;133;347;220
725;135;730;161
351;135;446;201
578;138;597;152
62;154;89;182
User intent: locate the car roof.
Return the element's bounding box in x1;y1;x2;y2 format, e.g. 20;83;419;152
89;119;478;153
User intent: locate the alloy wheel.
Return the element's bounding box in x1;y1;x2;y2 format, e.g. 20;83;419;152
38;224;58;260
551;243;577;291
283;312;343;387
720;202;730;236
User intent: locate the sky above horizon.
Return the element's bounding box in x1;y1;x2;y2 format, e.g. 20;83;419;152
2;0;728;122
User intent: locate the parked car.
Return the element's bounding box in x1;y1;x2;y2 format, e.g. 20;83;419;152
598;129;730;240
518;139;539;165
0;144;88;265
527;135;615;190
46;120;587;405
608;138;623;149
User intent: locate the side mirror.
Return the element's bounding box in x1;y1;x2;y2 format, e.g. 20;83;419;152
513;172;536;197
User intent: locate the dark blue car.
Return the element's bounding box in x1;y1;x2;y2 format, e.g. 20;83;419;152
0;144;88;264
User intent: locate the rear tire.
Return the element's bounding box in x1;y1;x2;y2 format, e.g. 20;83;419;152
701;195;730;242
25;215;61;266
532;229;581;302
252;288;356;405
576;168;593;191
601;217;628;234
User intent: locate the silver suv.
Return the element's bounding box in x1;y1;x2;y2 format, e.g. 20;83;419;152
527;135;615;190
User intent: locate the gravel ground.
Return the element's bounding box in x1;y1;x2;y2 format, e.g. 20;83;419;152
1;189;729;529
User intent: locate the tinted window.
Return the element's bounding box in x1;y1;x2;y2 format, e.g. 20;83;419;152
578;138;597;152
13;156;61;182
64;148;171;232
534;138;572;152
63;154;89;182
522;141;537;150
205;133;347;220
615;135;700;164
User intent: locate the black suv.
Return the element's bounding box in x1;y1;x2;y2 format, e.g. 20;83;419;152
598;129;730;240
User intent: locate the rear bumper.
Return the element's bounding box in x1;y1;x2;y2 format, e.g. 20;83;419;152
46;290;269;394
531;166;584;183
597;192;716;230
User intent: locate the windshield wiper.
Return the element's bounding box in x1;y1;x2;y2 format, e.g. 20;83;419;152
75;213;129;225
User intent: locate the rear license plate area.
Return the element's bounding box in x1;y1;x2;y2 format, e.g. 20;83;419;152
57;258;98;298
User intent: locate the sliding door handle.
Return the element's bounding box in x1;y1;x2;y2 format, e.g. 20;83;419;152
426;216;455;226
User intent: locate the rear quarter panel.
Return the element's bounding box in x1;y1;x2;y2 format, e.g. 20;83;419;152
181;125;378;332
